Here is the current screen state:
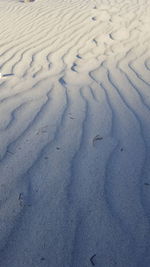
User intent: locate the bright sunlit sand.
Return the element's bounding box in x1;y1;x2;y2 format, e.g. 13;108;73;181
0;0;150;266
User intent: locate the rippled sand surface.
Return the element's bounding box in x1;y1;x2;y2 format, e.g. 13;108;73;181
0;0;150;266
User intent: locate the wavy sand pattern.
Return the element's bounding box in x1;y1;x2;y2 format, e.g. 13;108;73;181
0;0;150;266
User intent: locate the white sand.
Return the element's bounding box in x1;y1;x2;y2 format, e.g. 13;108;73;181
0;0;150;266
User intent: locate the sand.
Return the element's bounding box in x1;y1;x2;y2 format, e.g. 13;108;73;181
0;0;150;266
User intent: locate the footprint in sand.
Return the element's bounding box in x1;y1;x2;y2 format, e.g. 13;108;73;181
71;63;77;72
76;54;82;59
110;28;129;40
93;135;103;146
93;38;98;46
92;17;97;21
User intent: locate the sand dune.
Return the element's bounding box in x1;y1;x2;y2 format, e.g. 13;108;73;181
0;0;150;266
